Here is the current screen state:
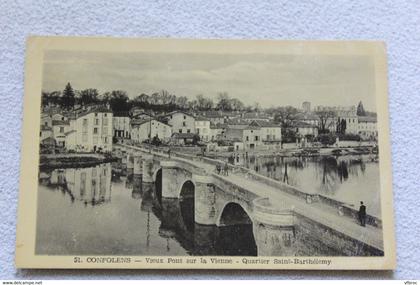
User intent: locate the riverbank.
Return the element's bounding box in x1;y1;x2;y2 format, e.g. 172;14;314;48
39;153;117;170
204;145;378;159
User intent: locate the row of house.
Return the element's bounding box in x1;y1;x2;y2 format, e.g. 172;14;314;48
40;105;113;152
40;103;378;153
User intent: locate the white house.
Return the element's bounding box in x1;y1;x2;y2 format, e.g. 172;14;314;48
358;116;378;140
250;121;282;143
65;106;113;152
161;111;195;134
113;116;131;139
52;119;71;147
291;121;319;137
131;119;172;143
195;117;211;142
224;124;263;150
40;125;53;141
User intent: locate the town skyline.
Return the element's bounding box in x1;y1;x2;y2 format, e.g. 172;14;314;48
42;50;377;111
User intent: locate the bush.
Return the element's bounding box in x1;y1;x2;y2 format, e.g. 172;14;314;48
282;128;297;143
316;133;337;146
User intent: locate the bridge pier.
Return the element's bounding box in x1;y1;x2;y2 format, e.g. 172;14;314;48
127;153;134;175
252;198;297;256
133;155;143;176
161;161;181;198
142;154;154;183
193;175;217;225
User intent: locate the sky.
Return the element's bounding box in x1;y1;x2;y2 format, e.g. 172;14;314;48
42;50;377;111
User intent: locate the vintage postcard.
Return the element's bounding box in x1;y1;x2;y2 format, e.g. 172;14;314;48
15;37;395;269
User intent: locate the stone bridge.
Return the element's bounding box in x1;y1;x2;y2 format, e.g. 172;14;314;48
115;143;384;257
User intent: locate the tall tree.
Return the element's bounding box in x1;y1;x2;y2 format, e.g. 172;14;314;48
79;88;99;106
230;98;244;111
357;101;366;116
273;106;299;129
176;96;189;109
315;110;336;133
109;90;130;114
61;83;75;110
216;92;231;111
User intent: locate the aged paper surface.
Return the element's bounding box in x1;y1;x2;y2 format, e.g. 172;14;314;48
15;37;395;269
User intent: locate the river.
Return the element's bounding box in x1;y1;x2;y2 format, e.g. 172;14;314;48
223;154;382;217
36;163;257;256
36;153;381;256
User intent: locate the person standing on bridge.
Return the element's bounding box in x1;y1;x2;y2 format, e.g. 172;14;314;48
167;148;171;158
358;201;366;227
216;163;221;175
224;162;229;176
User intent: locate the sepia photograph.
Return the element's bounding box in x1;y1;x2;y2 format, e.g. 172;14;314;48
15;37;395;269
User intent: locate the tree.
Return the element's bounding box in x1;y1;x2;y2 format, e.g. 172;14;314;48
159;90;171;105
273;106;298;129
315;110;336;134
340;119;347;134
317;133;337;146
216;92;232;111
150;92;160;105
135;93;150;104
253;102;260;112
357;101;366;116
109;90;130;114
176;96;189;109
61;83;75;110
230;98;244;111
79;88;99;106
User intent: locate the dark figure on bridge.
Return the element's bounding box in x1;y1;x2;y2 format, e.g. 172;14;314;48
358;201;366;227
216;164;221;174
224;162;229;176
167;148;171;158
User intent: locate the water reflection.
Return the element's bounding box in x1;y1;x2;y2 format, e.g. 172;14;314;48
225;154;381;216
39;163;112;206
36;162;258;256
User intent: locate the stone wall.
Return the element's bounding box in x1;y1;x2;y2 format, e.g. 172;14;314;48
293;213;383;256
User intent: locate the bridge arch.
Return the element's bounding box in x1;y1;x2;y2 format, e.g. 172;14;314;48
217;202;253;227
179;180;196;231
152;167;162;183
215;201;257;256
154;168;162;204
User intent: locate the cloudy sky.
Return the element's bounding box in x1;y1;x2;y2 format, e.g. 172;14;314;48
42;50;376;111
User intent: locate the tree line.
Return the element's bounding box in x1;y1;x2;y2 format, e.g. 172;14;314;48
42;83;262;115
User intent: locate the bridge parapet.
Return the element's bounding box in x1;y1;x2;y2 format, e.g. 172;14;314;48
252;197;297;256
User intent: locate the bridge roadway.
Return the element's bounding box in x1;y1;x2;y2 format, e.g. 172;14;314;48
117;143;384;253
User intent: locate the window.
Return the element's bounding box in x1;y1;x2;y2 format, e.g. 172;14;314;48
255;136;259;141
183;115;186;119
103;118;108;126
83;118;88;126
44;122;48;126
246;136;249;141
95;119;99;125
59;127;64;133
179;129;182;133
183;121;186;126
94;128;98;134
104;113;107;117
187;129;191;133
267;135;270;140
95;113;98;117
